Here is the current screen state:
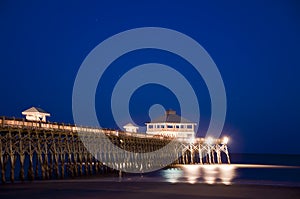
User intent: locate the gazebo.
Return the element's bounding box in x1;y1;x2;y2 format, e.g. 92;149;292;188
123;123;139;133
22;107;50;122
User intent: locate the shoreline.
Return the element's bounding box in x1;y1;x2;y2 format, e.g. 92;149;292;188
0;180;299;199
2;177;300;188
5;177;300;187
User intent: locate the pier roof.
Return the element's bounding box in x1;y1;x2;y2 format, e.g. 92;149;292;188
123;123;136;127
22;107;50;115
149;110;194;124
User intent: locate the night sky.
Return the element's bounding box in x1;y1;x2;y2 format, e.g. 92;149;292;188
0;1;299;154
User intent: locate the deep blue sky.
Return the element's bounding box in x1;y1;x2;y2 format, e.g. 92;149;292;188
0;1;299;154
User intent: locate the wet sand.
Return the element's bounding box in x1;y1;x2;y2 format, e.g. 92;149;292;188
0;180;299;199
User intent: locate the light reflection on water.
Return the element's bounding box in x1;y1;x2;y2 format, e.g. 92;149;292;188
161;164;236;185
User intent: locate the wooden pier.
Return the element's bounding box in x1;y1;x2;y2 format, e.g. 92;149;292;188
0;116;230;183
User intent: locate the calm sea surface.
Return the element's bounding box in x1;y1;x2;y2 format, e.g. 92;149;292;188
3;154;300;186
118;154;300;186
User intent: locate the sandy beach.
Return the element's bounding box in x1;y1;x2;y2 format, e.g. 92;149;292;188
0;179;299;199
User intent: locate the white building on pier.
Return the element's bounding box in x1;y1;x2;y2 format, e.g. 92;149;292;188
123;123;139;133
22;107;50;122
145;110;196;140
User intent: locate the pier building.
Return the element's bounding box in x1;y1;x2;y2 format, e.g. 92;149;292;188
146;110;196;140
21;107;50;122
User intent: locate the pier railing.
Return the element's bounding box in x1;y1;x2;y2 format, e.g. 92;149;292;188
0;116;174;140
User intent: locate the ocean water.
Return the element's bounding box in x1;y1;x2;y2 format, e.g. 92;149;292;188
117;154;300;187
2;154;300;186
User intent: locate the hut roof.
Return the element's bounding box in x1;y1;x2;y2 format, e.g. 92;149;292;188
22;107;50;115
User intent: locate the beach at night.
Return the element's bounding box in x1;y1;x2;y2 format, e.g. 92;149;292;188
1;1;300;198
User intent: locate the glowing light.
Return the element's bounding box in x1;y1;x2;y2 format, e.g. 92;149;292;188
172;165;238;185
205;137;214;145
222;136;229;144
161;168;184;183
202;165;217;184
189;137;195;143
219;164;236;185
181;165;200;184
